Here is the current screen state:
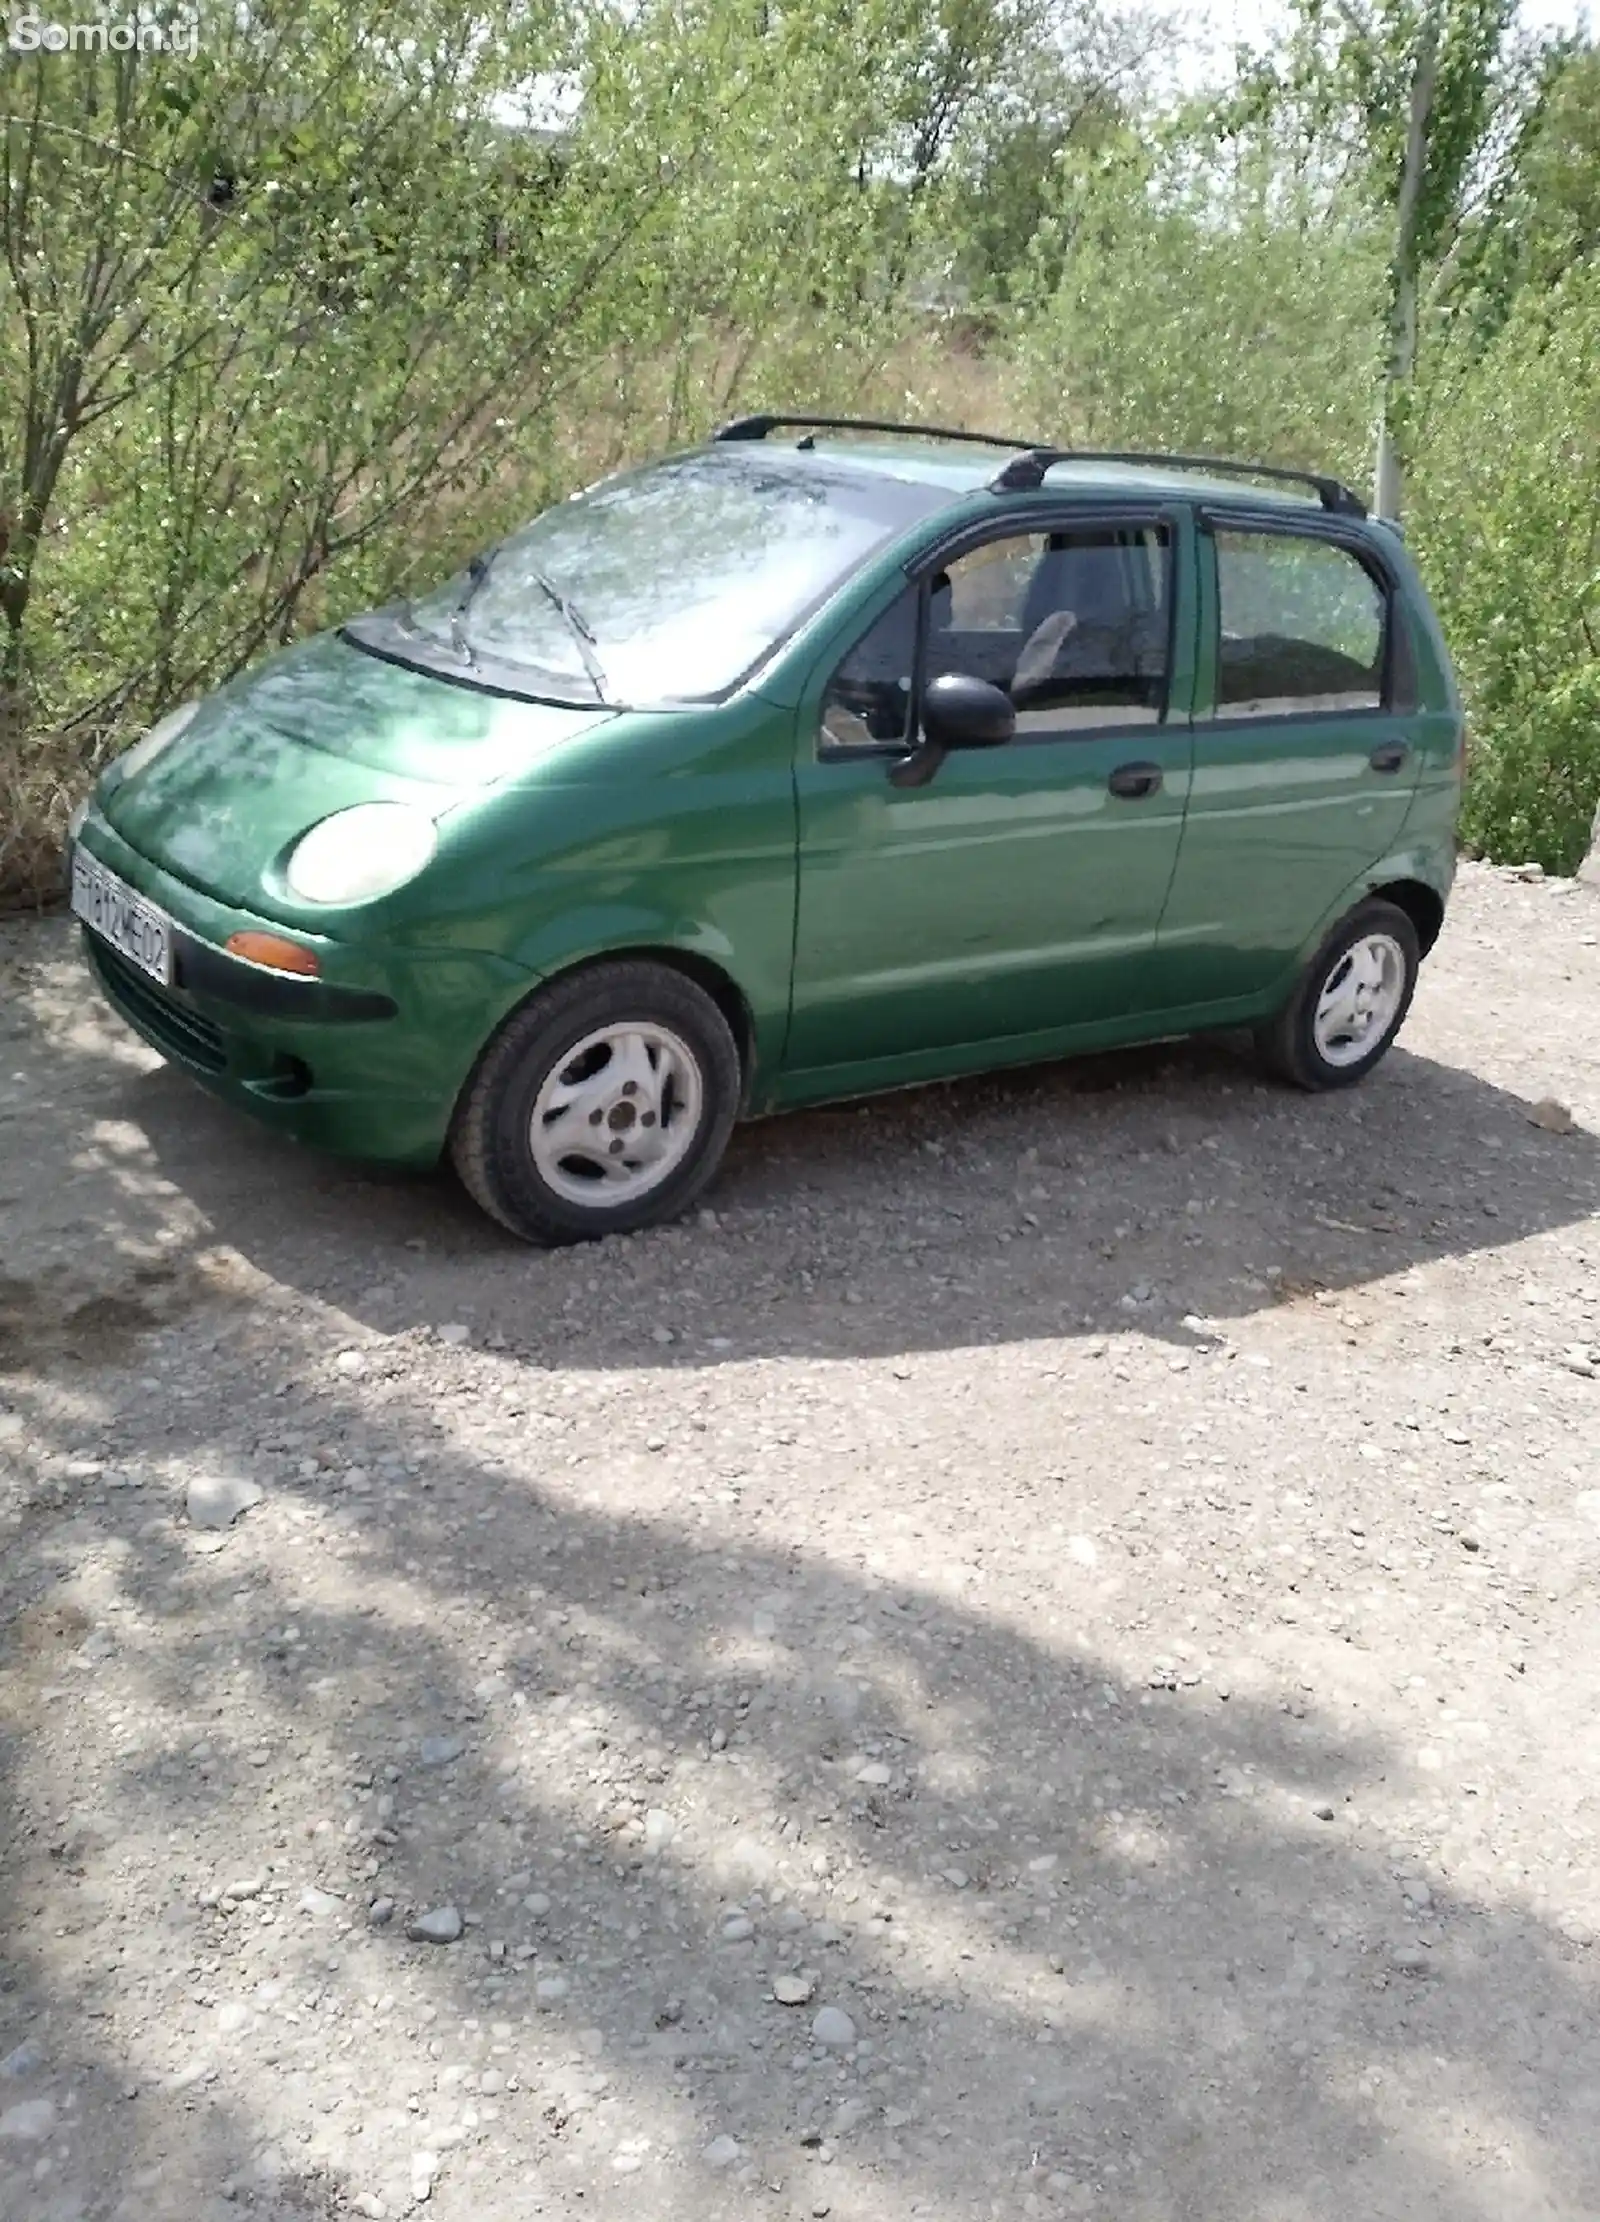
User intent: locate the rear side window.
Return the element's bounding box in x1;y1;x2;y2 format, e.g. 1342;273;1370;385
1214;528;1387;717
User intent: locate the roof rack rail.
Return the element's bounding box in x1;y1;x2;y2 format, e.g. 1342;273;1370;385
713;412;1050;453
987;446;1367;518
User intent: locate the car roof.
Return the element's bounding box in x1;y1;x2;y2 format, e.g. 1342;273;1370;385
727;436;1345;520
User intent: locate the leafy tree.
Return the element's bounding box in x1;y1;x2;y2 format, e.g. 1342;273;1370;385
1007;130;1386;473
1513;38;1600;282
1229;0;1517;518
1454;35;1600;330
944;43;1145;301
0;3;601;707
0;0;937;899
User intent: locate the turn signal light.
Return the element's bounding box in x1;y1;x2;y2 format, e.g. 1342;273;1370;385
225;931;320;977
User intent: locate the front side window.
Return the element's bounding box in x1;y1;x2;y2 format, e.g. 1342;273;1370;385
820;524;1169;749
1214;528;1387;717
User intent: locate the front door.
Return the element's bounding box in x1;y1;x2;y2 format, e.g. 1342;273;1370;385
786;510;1198;1077
1154;516;1425;1006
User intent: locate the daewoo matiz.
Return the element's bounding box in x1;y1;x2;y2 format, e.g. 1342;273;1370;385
70;414;1464;1243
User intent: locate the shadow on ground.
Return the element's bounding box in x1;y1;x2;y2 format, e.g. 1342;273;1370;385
2;921;1599;2219
3;1342;1598;2221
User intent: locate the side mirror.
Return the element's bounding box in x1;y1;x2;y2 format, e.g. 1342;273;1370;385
888;673;1016;789
924;672;1016;749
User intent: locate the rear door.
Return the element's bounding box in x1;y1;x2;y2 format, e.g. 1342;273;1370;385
785;506;1198;1074
1153;512;1424;1007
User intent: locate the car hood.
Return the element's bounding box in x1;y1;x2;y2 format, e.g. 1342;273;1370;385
99;632;612;910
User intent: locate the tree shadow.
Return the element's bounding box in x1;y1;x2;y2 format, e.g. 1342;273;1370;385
4;1309;1600;2218
5;913;1600;2217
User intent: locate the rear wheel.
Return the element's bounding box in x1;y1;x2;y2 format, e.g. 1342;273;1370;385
1255;898;1420;1091
451;961;741;1244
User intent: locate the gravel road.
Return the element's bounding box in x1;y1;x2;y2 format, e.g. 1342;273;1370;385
3;861;1599;2222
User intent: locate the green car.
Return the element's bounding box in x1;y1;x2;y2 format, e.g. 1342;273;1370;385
71;415;1464;1244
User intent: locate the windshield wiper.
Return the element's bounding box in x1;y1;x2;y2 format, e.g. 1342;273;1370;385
441;548;607;699
447;544;501;668
526;565;607;701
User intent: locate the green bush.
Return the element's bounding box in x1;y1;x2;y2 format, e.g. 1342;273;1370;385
5;1;1597;903
1005;143;1386;479
0;0;945;905
1411;267;1600;871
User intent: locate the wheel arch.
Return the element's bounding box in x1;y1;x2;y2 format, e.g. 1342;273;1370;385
453;943;763;1137
1368;877;1445;957
1292;860;1451;979
579;944;758;1097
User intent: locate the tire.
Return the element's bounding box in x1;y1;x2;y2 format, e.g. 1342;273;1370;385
1254;898;1421;1091
450;961;742;1245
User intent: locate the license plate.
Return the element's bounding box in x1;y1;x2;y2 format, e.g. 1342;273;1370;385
71;849;174;986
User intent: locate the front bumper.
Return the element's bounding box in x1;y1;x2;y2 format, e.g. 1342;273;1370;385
75;813;537;1168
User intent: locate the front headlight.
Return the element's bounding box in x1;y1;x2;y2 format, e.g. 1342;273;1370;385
284;802;438;906
116;700;200;782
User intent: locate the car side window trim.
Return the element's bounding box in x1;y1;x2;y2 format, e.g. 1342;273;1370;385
816;508;1182;760
905;501;1175;583
1197;509;1403;727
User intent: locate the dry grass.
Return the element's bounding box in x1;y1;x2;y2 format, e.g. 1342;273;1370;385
855;326;1021;432
0;700;87;914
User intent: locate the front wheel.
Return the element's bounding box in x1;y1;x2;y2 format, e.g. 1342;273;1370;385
1255;898;1421;1091
450;961;741;1244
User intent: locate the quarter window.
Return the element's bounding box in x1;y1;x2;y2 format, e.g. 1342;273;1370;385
1214;529;1386;717
820;589;919;750
819;524;1169;750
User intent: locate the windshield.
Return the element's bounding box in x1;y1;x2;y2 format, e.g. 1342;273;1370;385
390;450;941;706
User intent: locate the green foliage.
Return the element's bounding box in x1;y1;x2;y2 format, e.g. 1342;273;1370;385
1411;267;1600;871
1226;0;1521;513
1;0;1596;898
1006;139;1386;474
1244;0;1520;263
1331;0;1515;262
1456;39;1600;333
1514;42;1600;281
925;0;1158;302
947;85;1133;302
1;1;600;713
0;0;962;898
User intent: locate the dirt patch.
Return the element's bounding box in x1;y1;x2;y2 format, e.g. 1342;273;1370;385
1;1589;93;1664
0;1266;185;1374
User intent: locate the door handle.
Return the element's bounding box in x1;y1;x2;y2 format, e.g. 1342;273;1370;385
1369;741;1410;774
1108;761;1163;799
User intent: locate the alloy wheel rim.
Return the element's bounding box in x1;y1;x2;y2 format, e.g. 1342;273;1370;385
530;1022;704;1206
1312;932;1406;1068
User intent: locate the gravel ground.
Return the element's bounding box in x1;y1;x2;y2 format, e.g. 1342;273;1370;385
2;860;1599;2222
